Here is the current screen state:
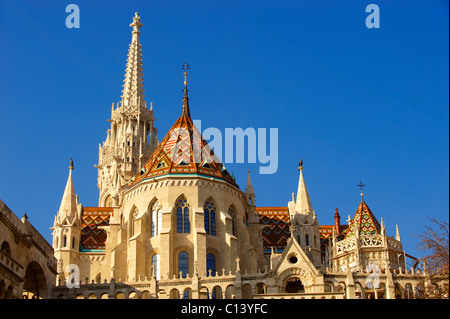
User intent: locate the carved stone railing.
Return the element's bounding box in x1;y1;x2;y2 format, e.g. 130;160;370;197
335;237;357;254
386;236;402;252
359;234;383;248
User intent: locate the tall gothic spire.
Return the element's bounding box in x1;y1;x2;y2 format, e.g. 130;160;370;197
295;161;313;215
57;159;77;225
121;12;145;109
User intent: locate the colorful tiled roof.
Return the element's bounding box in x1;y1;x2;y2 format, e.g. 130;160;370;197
129;82;239;189
80;207;112;251
345;200;381;239
257;207;291;252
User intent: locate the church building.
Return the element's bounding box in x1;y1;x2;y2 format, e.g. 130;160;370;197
50;13;426;299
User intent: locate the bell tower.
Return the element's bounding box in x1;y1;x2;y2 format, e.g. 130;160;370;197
96;12;158;207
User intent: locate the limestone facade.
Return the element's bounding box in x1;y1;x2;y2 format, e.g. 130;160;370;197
0;199;57;299
49;12;429;300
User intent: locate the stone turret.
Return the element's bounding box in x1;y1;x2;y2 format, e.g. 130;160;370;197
51;160;82;284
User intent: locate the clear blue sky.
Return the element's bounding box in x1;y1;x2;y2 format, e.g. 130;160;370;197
0;0;448;261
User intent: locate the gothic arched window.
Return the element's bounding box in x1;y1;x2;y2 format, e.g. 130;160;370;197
206;253;216;277
176;197;190;233
204;200;216;236
130;208;138;237
150;201;162;237
228;207;236;236
178;251;189;278
152;254;160;280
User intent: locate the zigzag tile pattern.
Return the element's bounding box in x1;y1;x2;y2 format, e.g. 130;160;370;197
80;207;112;251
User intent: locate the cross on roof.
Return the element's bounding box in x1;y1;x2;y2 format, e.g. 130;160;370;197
357;181;366;200
182;61;190;87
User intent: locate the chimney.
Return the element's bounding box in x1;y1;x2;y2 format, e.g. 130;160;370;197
334;208;341;234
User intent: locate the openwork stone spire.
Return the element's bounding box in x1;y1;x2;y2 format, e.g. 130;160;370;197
121;12;145;109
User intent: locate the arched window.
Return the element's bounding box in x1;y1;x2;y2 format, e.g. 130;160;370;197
72;237;75;249
228;207;236;236
152;254;160;280
130;208;138;237
206;253;216;277
176;197;190;233
204;200;216;236
182;288;190;299
1;241;11;256
305;234;310;247
178;251;189;278
63;236;67;247
150;201;162;237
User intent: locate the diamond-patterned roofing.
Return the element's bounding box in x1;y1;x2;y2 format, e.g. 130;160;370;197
129;102;239;188
344;200;381;239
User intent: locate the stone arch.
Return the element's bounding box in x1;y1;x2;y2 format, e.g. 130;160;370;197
242;284;253;299
173;245;194;278
255;282;266;294
404;283;414;299
212;285;223;299
147;197;162;237
116;292;125;299
23;261;48;299
355;282;365;299
182;287;191;299
128;291;139;299
141;290;151;299
1;241;11;256
228;204;237;236
146;248;161;279
103;194;113;207
199;286;209;299
278;267;313;292
225;284;235;299
206;247;221;276
169;288;180;299
129;205;138;238
203;197;218;236
324;281;334;292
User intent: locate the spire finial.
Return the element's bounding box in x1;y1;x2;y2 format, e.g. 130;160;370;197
181;61;191;117
357;181;366;200
298;158;303;171
130;12;143;35
69;157;74;170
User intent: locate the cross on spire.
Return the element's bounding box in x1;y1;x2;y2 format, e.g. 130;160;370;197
182;61;190;86
357;181;366;200
181;61;191;118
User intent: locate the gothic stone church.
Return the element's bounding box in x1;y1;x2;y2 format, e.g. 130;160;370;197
50;13;425;299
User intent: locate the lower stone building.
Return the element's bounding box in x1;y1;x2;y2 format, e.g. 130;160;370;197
0;199;57;299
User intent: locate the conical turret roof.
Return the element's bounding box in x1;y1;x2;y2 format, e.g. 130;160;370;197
129;71;238;188
344;200;381;239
